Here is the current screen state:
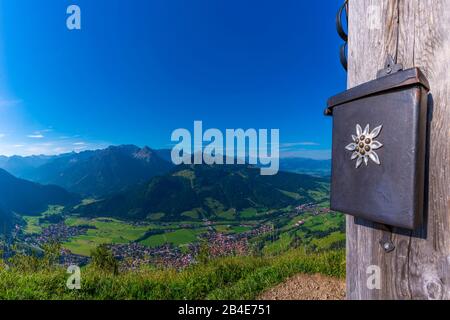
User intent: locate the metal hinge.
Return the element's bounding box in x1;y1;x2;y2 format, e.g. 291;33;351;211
376;55;403;79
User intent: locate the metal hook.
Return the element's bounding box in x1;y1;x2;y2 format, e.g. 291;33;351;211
378;224;395;253
336;0;349;71
336;0;348;42
340;42;348;72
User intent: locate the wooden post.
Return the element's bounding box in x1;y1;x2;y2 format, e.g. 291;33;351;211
346;0;450;299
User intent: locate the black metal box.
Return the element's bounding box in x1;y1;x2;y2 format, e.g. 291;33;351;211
326;66;430;230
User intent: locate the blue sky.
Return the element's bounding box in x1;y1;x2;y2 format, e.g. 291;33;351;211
0;0;345;158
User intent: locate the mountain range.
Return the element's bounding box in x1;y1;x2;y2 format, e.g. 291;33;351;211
0;145;331;229
0;168;80;233
0;145;330;197
0;145;174;197
76;164;328;221
0;154;54;178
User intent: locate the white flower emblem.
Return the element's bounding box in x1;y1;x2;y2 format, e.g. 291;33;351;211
345;124;383;168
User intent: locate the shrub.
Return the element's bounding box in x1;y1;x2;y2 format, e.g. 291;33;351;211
90;244;119;275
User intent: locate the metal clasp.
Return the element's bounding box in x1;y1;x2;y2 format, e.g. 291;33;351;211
376;55;403;79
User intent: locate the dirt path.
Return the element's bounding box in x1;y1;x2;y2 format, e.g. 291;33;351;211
259;274;346;300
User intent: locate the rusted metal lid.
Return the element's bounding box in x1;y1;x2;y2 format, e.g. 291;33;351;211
325;67;430;116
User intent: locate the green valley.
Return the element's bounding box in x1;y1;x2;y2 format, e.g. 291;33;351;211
0;149;342;301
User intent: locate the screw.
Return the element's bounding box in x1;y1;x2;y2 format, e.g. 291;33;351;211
382;241;395;253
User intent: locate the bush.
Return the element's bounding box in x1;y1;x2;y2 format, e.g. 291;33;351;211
90;244;119;275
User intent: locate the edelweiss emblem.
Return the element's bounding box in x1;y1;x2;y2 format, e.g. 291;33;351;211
345;124;383;168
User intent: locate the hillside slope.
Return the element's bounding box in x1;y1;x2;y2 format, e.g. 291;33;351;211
0;248;345;300
0;169;79;216
75;164;329;220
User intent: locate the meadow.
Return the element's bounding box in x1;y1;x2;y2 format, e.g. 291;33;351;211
22;205;65;235
6;184;346;300
0;248;344;300
18;198;345;259
62;217;150;256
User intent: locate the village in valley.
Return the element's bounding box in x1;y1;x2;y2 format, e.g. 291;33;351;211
4;201;342;271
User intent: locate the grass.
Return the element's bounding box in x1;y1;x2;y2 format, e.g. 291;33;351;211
73;199;99;210
302;213;344;233
263;233;294;255
22;205;65;235
256;210;345;256
310;231;346;250
278;189;303;200
61;207;344;257
308;183;330;202
230;225;252;233
239;208;258;219
216;209;236;220
22;216;43;234
62;217;150;256
62;216;257;255
181;208;202;219
9;197;346;300
214;225;232;233
63;239;98;256
139;228;206;248
148;212;165;220
0;248;344;300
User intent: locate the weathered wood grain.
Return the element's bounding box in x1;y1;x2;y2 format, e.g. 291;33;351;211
346;0;450;300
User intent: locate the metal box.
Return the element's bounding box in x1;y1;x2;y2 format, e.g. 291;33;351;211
325;63;430;230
